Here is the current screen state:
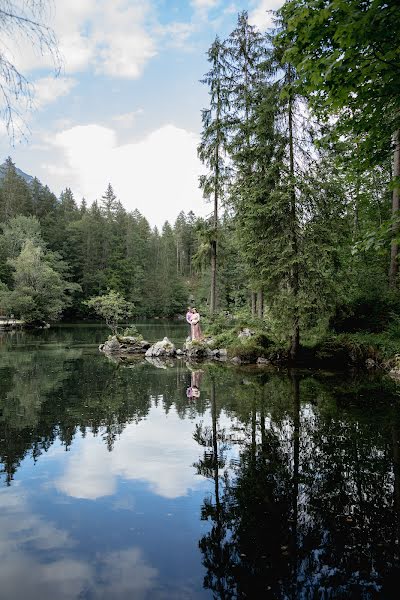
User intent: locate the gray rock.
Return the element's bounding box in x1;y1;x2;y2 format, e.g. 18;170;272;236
389;368;400;380
102;336;122;354
231;356;242;365
127;346;144;354
100;335;150;356
365;358;376;369
120;336;137;344
257;357;270;365
184;340;211;360
238;328;255;340
145;337;176;358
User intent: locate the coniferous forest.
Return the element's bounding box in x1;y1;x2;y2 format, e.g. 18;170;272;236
1;1;399;362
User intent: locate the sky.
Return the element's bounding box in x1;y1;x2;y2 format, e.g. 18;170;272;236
0;0;282;228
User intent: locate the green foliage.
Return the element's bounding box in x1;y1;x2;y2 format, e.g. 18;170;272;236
227;339;265;362
0;3;399;354
85;290;134;335
279;0;400;162
0;239;78;323
122;325;140;337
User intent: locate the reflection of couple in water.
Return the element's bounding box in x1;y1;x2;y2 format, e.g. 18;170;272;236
186;307;202;341
186;368;203;399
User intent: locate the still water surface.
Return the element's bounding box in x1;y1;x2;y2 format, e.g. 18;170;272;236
0;323;400;599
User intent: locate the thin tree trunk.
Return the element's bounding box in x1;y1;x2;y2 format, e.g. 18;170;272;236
257;288;264;319
251;291;257;316
288;64;300;360
210;178;218;313
210;80;221;315
389;130;400;288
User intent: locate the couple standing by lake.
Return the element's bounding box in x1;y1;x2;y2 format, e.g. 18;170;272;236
186;307;202;340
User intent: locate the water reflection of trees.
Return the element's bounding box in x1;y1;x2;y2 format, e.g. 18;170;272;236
196;371;400;599
0;337;197;485
2;333;400;596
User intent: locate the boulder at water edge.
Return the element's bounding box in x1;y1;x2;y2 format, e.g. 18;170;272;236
145;337;176;358
100;335;151;355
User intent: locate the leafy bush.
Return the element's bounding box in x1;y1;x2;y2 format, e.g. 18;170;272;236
85;290;134;334
123;325;143;340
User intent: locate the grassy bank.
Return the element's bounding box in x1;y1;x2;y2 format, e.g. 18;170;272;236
202;314;400;370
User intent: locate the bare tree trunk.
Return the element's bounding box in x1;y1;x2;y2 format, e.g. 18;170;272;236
210;80;221;315
251;291;257;316
389;130;400;288
288;65;300;361
257;288;264;319
210;181;218;314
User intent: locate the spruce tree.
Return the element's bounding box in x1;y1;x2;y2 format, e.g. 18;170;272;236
198;36;229;314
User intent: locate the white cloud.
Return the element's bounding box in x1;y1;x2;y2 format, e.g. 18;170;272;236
55;404;209;500
93;1;156;79
33;77;77;109
249;0;283;30
5;0;157;79
156;21;196;50
192;0;219;9
44;121;208;227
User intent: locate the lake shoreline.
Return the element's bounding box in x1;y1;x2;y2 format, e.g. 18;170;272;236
98;331;400;379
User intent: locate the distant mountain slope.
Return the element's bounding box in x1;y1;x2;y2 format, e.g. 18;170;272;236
0;161;34;184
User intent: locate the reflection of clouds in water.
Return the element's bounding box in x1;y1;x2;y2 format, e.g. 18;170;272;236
95;548;157;600
0;486;157;600
56;403;207;500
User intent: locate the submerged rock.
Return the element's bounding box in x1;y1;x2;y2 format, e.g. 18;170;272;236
145;337;176;358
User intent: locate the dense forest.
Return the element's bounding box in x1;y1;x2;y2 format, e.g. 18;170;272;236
0;158;208;320
0;1;399;360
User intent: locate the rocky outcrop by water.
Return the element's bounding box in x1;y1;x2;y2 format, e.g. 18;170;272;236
99;334;228;363
184;339;228;361
99;335;151;355
145;337;176;358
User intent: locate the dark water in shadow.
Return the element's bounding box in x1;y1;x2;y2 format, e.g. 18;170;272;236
0;324;400;599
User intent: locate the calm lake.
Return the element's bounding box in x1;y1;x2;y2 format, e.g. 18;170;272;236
0;323;399;599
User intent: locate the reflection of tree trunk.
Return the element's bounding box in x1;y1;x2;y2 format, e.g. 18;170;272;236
389;130;400;287
211;380;220;513
392;420;400;546
290;371;300;597
260;384;266;460
251;395;257;468
211;379;225;599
